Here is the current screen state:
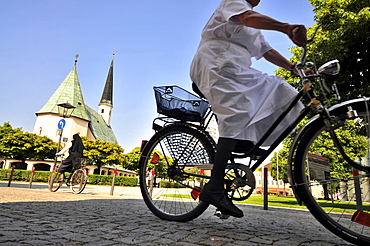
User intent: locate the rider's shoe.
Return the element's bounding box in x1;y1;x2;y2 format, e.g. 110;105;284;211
200;185;244;218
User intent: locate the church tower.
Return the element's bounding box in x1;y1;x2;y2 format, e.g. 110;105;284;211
33;55;118;145
98;54;114;126
33;56;90;144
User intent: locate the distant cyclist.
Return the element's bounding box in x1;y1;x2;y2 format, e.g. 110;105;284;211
55;133;84;181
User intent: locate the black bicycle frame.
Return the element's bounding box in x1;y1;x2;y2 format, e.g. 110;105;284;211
245;89;312;171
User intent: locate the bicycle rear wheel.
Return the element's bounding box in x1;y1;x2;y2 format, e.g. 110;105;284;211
139;124;216;222
70;169;88;194
294;109;370;245
48;171;62;192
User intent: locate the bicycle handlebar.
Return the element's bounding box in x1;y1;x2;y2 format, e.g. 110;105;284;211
293;25;322;82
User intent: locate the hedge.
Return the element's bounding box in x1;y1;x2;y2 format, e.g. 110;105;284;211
160;180;186;188
0;169;138;187
88;174;138;187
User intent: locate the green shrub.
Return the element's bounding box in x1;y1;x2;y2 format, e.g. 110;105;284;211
1;169;51;182
159;180;185;188
0;169;138;187
83;174;138;187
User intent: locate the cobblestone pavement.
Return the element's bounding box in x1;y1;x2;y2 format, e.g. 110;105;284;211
0;181;353;246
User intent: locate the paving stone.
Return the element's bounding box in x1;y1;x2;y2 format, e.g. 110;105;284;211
0;182;355;246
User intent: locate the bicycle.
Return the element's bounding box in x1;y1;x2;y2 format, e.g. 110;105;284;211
48;156;89;194
138;26;370;245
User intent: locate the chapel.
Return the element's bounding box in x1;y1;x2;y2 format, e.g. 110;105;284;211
32;54;118;145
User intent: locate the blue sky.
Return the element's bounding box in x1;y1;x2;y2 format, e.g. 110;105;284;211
0;0;315;153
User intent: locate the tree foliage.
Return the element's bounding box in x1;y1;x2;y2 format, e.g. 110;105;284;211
270;118;368;182
81;137;124;172
122;147;142;172
277;0;370;101
271;0;370;182
0;122;57;162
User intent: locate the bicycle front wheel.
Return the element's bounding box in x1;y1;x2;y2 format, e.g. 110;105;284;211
48;171;62;192
139;124;216;222
70;169;88;194
294;109;370;245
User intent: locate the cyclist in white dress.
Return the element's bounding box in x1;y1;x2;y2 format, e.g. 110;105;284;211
190;0;307;217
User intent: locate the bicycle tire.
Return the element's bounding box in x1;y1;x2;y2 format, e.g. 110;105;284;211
294;110;370;245
139;123;216;222
70;169;88;194
48;171;62;192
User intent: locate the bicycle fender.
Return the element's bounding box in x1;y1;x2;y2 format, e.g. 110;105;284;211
287;97;370;204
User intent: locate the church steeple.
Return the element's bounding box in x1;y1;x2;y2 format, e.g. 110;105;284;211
98;53;114;126
36;55;89;121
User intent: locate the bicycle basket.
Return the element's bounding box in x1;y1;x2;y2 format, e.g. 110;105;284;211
154;85;210;122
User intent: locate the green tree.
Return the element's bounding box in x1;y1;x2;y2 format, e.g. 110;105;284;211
122;147;142;172
0;122;57;163
82;137;124;173
0;122;22;158
270;118;368;182
270;148;289;184
277;0;370;101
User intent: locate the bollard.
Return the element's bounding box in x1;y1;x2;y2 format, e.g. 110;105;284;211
28;167;35;189
110;168;117;196
148;170;156;197
7;167;15;187
263;167;268;210
200;169;205;188
353;169;363;211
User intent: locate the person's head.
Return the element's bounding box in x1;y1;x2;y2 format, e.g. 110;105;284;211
73;133;81;141
247;0;260;7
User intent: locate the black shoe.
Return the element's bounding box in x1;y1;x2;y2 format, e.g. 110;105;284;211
200;186;244;218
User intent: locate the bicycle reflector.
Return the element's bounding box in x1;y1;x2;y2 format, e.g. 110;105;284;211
141;140;148;152
352;211;370;227
150;153;160;164
191;186;202;200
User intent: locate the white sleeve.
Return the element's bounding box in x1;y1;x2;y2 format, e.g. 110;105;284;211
257;33;273;59
58;141;72;155
222;0;252;24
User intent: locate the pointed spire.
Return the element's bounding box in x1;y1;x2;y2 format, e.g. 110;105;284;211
36;55;89;121
99;53;114;107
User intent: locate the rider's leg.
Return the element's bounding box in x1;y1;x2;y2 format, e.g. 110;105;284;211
200;137;244;218
58;172;64;181
206;137;237;191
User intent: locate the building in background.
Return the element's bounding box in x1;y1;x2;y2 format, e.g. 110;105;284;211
2;55;120;172
33;54;118;144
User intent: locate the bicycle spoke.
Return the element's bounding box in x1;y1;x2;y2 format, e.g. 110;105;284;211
294;109;370;244
139;124;215;221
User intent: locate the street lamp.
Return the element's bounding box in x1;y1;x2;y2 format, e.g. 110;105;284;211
57;102;76;118
52;102;76;170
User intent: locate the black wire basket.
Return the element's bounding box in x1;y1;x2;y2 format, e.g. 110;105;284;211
154;85;210;122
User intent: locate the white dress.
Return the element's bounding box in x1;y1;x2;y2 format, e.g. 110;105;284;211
190;0;304;146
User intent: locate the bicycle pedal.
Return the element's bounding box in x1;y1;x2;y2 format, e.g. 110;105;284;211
214;209;230;219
